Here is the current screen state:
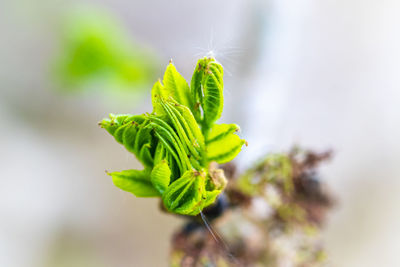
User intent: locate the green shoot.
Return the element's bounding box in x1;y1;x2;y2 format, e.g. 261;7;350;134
99;57;246;215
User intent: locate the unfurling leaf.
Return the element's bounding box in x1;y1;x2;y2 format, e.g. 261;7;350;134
191;58;224;131
190;61;204;121
151;80;166;115
162;170;206;215
100;114;154;168
108;169;159;197
202;61;224;128
206;123;240;144
206;124;246;164
173;103;205;151
151;160;171;194
163;63;192;108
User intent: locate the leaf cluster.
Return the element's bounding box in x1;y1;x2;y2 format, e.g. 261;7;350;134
100;57;246;215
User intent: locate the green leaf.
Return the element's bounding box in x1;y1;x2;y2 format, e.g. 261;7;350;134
100;114;154;167
153;142;180;182
146;117;189;173
151;160;171;194
163;62;191;107
99;113;129;136
133;121;155;168
201;59;224;129
99;113;145;144
206;124;246;164
167;152;180;183
121;122;139;153
113;123;129;143
139;143;154;168
190;61;204;122
159;101;191;156
108;169;159;197
162;170;206;215
151;80;166;115
172;102;205;151
153;142;166;165
206;123;240;144
161;101;204;169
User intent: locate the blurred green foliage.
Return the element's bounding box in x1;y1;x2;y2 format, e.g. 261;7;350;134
53;6;159;96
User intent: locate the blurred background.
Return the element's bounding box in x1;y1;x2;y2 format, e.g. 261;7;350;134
1;0;400;266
